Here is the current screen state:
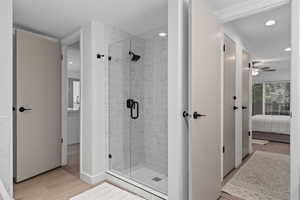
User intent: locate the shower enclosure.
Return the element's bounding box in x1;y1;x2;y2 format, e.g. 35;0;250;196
107;29;168;195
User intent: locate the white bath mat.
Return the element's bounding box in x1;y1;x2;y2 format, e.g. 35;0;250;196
252;139;269;145
70;182;145;200
222;151;290;200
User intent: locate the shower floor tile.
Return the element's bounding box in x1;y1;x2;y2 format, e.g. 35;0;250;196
131;167;168;195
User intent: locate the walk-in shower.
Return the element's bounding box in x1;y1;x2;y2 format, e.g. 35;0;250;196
107;28;168;195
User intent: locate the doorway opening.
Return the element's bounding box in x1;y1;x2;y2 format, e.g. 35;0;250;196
63;41;81;177
221;3;291;200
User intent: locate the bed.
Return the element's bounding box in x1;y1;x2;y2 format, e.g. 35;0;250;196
252;114;291;143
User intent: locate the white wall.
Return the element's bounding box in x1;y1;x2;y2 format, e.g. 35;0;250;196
81;21;130;183
67;47;81;78
67;111;80;144
0;0;13;197
168;0;189;199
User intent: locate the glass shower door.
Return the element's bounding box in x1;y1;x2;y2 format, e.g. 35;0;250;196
108;34;168;195
129;36;168;195
108;39;131;177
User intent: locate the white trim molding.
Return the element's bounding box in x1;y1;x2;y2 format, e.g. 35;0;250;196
215;0;290;23
80;172;107;185
291;0;300;199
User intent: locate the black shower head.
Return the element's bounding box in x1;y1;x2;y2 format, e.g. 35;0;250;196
129;51;141;62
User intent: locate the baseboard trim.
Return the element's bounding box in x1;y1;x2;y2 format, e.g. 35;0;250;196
106;171;167;200
80;172;107;185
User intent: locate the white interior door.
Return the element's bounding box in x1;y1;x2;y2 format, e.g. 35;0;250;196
189;0;222;199
242;50;251;158
16;30;61;182
223;35;236;177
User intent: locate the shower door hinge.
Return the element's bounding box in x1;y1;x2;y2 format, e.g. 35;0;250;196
97;54;105;59
108;154;112;159
248;131;251;137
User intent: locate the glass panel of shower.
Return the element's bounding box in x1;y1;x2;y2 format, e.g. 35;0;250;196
108;29;168;195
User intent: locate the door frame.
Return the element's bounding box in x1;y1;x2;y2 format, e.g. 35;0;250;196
218;0;299;198
291;0;300;199
61;30;82;173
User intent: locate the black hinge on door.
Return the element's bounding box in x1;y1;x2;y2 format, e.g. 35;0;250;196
233;96;237;100
97;54;105;59
108;56;112;61
61;138;63;143
248;62;251;68
223;44;226;52
108;154;112;159
223;146;225;153
61;55;63;60
248;131;251;136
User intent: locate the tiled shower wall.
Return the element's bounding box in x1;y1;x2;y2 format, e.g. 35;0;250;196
108;31;168;177
142;36;168;176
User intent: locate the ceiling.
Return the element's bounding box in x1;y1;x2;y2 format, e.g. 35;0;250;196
226;4;291;70
208;0;245;11
13;0;269;40
13;0;168;38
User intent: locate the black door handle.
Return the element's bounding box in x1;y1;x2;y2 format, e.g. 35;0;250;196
19;107;32;112
242;106;248;110
233;106;238;110
193;112;207;119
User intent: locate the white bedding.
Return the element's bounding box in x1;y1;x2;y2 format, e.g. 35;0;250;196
252;115;290;135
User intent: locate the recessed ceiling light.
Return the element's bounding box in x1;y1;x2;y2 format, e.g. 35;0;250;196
158;32;167;37
265;20;276;26
284;47;292;52
69;61;73;64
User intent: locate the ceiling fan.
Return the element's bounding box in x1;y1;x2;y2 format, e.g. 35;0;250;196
252;61;277;72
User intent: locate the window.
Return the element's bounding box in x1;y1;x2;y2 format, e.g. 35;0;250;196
68;78;80;110
252;83;263;115
264;81;290;116
252;81;290;116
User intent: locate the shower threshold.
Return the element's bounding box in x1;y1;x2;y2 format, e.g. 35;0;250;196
106;170;168;200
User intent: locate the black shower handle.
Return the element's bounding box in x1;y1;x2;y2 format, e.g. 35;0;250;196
131;101;139;120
